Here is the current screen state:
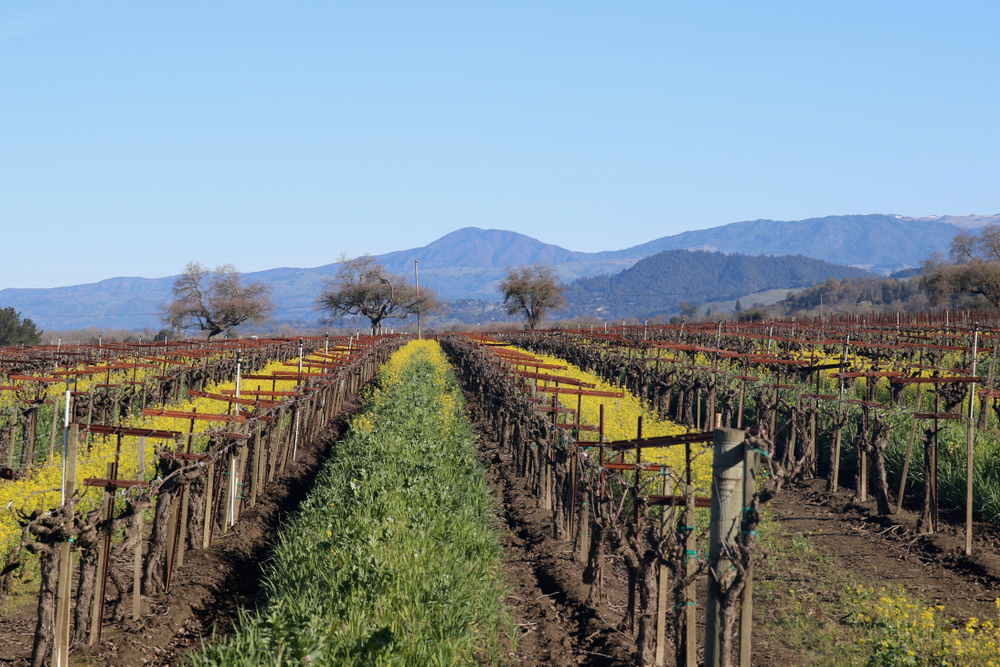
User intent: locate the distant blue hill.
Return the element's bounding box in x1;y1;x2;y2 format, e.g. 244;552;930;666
561;249;876;320
598;214;959;273
0;214;979;330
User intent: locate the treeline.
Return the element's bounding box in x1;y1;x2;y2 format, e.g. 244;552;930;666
0;307;42;346
778;277;924;314
559;249;874;320
770;274;989;319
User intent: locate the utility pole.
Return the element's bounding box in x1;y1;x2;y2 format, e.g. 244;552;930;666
415;259;421;340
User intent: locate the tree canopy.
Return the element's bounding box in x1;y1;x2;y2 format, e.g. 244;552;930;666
316;255;439;334
0;307;42;346
498;264;566;330
777;276;924;314
161;262;274;339
922;224;1000;308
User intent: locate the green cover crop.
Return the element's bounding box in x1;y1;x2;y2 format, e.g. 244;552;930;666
193;340;512;666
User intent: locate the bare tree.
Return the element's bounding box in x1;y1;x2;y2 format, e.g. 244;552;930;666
161;262;274;339
498;264;566;330
316;255;439;334
922;224;1000;307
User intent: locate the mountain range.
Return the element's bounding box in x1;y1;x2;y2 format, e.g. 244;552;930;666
560;250;875;320
1;213;994;331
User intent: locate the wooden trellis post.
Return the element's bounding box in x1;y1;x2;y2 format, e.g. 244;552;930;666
53;424;77;667
134;437;145;620
966;327;979;555
739;439;759;667
704;427;744;667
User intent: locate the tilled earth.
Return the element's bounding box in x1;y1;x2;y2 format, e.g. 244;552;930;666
773;480;1000;618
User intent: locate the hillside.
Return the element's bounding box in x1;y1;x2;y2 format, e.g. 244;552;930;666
378;227;586;269
605;214;964;273
0;214;985;330
560;250;876;320
376;228;636;300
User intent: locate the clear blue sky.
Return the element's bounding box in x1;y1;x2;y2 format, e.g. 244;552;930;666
2;1;998;289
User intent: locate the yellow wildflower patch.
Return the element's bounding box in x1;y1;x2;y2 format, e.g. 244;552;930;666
500;346;714;491
848;585;1000;666
0;356;311;557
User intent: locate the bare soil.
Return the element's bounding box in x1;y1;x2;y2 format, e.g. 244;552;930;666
774;479;1000;615
752;479;1000;665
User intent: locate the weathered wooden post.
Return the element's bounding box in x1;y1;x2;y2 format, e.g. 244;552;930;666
250;425;262;507
704;427;745;667
291;406;301;462
53;424;78;667
896;384;922;514
201;457;215;549
48;394;61;464
225;442;238;528
655;553;669;666
133;437;145;620
830;336;851;494
267;406;284;483
237;432;250;520
654;461;673;667
683;482;697;667
89;462;116;646
739;440;759;667
966;326;979;555
6;399;20;471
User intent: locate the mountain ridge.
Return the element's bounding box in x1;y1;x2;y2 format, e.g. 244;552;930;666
0;213;985;330
560;249;876;320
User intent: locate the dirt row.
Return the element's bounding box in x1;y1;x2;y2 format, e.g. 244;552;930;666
462;393;635;666
769;479;1000;621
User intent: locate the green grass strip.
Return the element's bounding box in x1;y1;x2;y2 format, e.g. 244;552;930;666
192;341;513;666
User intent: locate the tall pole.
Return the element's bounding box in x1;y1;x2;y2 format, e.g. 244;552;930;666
966;325;979;555
415;259;421;340
60;377;72;506
234;352;242;412
705;427;745;667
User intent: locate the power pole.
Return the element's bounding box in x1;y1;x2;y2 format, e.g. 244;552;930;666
415;260;421;339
